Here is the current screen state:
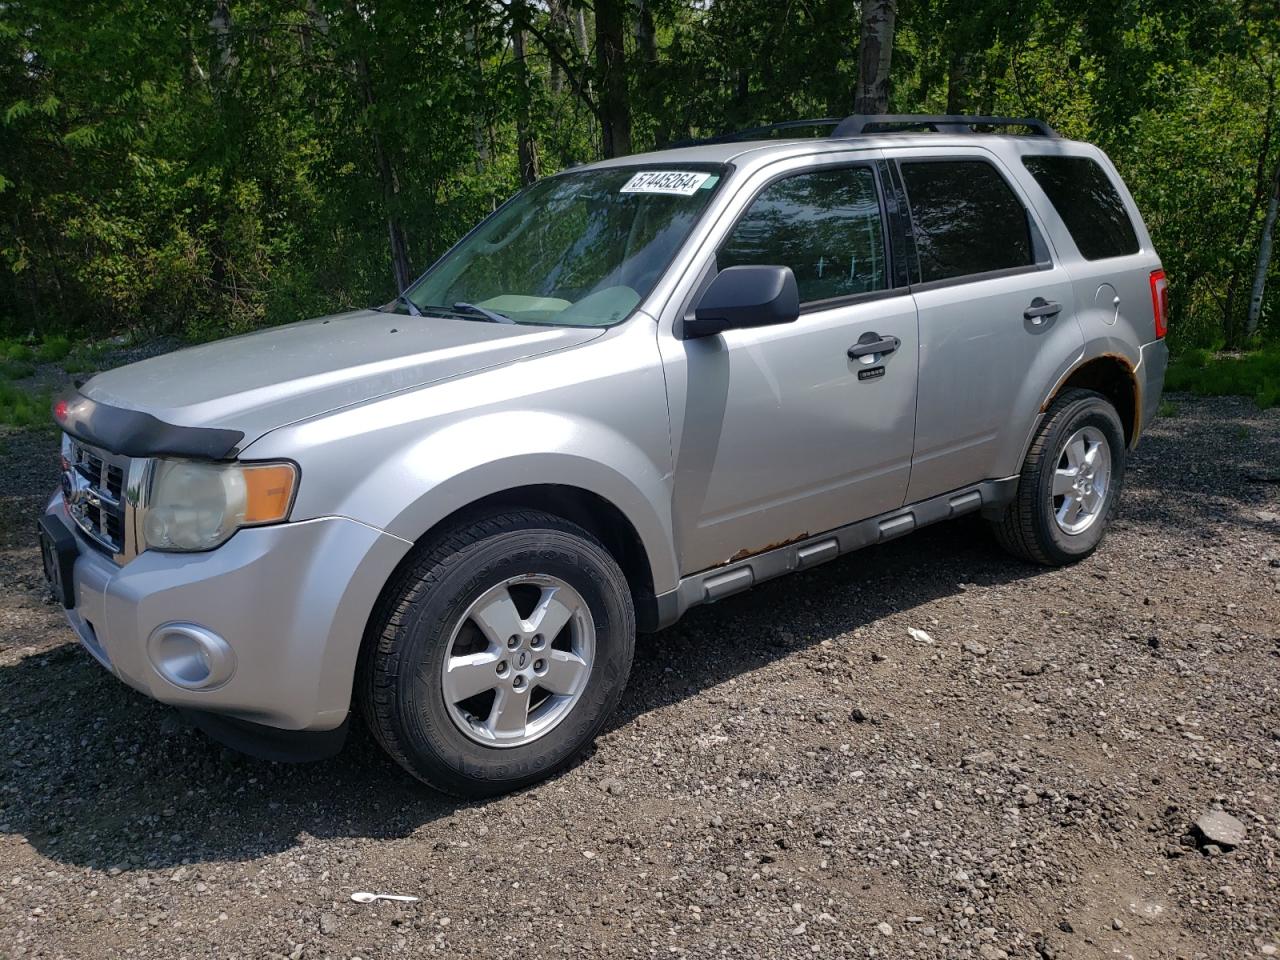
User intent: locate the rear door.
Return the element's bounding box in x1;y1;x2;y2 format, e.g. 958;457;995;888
884;148;1083;503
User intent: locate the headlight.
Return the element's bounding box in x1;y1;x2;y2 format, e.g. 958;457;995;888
142;459;298;552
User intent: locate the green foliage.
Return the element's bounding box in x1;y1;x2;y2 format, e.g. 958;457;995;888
0;381;53;427
36;334;71;362
0;0;1275;359
60;341;109;375
1165;346;1280;409
0;339;33;363
0;338;34;379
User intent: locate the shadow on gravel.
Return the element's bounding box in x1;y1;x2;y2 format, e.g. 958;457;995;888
0;518;1039;872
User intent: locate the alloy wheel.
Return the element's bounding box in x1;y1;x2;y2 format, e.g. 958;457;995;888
1051;425;1112;536
440;574;595;748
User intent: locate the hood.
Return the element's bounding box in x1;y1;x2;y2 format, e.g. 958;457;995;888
80;309;605;447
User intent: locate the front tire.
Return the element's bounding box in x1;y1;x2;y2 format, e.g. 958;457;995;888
359;509;635;797
991;388;1126;566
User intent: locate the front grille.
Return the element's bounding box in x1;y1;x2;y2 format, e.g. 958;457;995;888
62;435;132;558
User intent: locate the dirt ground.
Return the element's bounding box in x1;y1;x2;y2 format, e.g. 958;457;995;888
0;394;1277;960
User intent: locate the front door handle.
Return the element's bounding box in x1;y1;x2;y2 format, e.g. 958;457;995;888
848;334;900;359
1024;297;1062;324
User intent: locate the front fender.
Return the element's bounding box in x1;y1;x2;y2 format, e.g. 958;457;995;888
242;322;677;593
379;412;678;594
246;413;677;600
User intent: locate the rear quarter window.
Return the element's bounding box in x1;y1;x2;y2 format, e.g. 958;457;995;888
1022;156;1140;261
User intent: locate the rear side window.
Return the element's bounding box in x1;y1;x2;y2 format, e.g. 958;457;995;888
899;160;1033;283
1022;156;1139;260
718;166;887;304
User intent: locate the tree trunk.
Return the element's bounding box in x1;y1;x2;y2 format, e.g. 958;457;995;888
735;66;750;110
349;6;412;292
574;6;590;58
511;1;539;185
1224;69;1275;345
946;50;968;114
853;0;896;115
208;0;236;90
633;0;657;67
1246;160;1280;341
594;0;631;158
466;26;489;173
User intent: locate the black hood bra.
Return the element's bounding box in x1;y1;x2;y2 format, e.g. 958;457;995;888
54;388;245;460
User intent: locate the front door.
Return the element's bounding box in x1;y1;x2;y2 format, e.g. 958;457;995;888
668;160;920;575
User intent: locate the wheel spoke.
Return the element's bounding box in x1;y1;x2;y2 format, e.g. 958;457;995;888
486;684;532;737
1052;468;1077;497
528;587;576;642
1084;485;1105;514
442;650;503;704
1065;437;1087;470
1082;440;1101;469
471;589;525;646
540;648;589;696
1058;495;1084;527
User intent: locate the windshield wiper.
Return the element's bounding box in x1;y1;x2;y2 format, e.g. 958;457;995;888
451;301;515;324
385;294;421;316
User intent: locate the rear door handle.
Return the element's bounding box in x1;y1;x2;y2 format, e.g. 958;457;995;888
1024;297;1062;324
848;335;900;359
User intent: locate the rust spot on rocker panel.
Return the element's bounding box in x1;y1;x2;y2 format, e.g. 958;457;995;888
726;531;810;565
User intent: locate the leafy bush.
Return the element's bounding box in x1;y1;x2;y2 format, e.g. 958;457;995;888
1165;346;1280;409
0;382;53;428
0;340;33;363
36;335;73;362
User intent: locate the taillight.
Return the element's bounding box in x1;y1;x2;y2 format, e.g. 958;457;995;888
1149;269;1169;339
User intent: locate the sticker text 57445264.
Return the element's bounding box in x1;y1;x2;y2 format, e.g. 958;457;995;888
620;171;712;196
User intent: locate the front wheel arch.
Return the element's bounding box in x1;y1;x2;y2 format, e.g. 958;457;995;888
357;506;636;796
368;484;658;641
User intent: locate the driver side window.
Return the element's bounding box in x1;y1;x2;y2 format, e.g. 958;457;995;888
718;166;888;305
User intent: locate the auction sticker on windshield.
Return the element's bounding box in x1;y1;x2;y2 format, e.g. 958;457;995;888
620;171;713;196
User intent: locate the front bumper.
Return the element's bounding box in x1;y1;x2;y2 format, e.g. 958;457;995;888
45;494;411;732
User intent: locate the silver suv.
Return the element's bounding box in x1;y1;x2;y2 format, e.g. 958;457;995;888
39;114;1169;795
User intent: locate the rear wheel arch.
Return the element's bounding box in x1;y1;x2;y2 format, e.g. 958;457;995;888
1045;355;1139;447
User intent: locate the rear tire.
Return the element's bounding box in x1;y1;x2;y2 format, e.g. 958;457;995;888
359;509;635;797
991;388;1126;566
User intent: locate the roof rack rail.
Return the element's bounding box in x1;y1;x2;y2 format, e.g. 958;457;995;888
830;114;1058;138
671;113;1058;149
671;118;842;147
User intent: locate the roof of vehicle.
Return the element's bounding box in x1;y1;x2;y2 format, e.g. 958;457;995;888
580;114;1094;175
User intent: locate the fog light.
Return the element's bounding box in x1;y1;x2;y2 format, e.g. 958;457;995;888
146;623;236;690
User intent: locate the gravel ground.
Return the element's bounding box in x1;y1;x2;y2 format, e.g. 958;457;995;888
0;394;1277;960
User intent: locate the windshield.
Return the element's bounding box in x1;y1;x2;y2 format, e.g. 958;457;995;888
404;164;726;327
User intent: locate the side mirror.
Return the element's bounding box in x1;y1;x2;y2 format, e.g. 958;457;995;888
682;265;800;339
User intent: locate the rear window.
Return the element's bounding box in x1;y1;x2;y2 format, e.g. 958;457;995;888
1022;156;1139;261
899;160;1034;283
